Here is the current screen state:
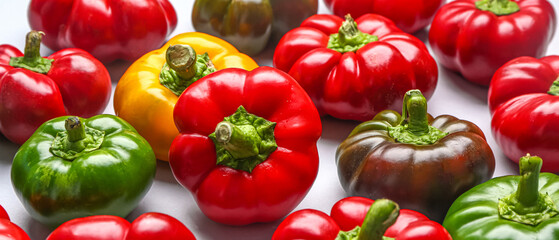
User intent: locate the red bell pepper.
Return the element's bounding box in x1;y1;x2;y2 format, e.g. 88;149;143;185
0;31;111;144
0;205;8;220
28;0;177;62
169;66;322;225
489;55;559;172
429;0;556;86
0;205;31;240
323;0;446;33
273;197;452;240
47;212;195;240
273;14;438;121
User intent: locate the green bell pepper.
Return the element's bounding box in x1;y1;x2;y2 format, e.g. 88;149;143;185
191;0;318;55
11;115;156;227
443;154;559;239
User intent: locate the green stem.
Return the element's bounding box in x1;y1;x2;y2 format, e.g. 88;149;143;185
339;14;360;45
400;90;429;136
327;14;378;53
23;31;43;61
547;78;559;96
515;155;543;209
9;31;53;74
214;121;260;159
65;117;86;143
166;44;198;80
475;0;520;16
50;117;105;160
335;199;399;240
388;90;447;145
358;199;399;240
208;106;277;173
159;44;216;96
498;154;559;225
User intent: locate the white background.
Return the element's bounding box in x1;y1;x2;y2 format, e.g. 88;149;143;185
0;0;558;239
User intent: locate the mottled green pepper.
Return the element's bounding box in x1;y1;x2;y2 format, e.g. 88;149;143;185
11;115;156;227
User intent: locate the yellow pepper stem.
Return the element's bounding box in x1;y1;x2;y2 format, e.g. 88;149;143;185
166;44;198;80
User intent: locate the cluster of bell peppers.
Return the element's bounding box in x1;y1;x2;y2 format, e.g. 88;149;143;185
1;0;559;239
114;32;258;161
3;1;323;233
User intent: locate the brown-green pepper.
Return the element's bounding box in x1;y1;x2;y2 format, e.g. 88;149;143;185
336;90;495;221
192;0;318;55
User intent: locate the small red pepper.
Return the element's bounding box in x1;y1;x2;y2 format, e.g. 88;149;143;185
47;212;195;240
0;31;111;144
169;67;322;225
0;205;31;240
274;14;438;121
489;55;559;172
323;0;446;33
28;0;178;62
273;197;452;240
429;0;556;86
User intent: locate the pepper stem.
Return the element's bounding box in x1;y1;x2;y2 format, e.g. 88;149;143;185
515;154;543;209
9;30;53;74
358;199;399;240
498;154;559;225
65;117;86;142
388;90;448;145
475;0;520;15
214;121;260;159
327;15;378;53
23;31;43;61
208;106;278;173
400;90;429;136
339;15;360;44
50;117;105;161
159;44;216;96
547;78;559;96
166;44;198;80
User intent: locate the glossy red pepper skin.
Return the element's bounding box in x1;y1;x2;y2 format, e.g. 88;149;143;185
273;197;452;240
46;216;130;240
0;205;31;240
429;0;556;86
169;67;322;225
323;0;445;33
0;44;111;145
47;213;195;240
125;213;196;240
0;205;8;220
274;14;437;122
28;0;177;62
489;55;559;172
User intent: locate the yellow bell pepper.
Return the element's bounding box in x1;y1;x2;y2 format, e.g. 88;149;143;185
114;32;258;161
